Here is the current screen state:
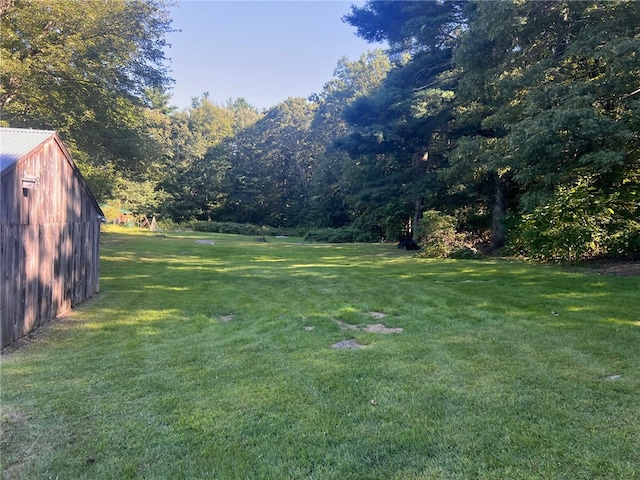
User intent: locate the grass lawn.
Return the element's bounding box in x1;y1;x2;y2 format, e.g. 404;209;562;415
1;226;639;479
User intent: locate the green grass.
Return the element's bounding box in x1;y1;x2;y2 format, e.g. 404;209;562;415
2;226;639;479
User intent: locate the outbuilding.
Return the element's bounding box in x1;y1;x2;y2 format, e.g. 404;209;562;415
1;128;103;348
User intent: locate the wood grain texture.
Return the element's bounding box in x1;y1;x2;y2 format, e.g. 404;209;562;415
1;133;102;347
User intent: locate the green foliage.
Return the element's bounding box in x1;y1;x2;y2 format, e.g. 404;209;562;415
303;226;379;243
1;0;174;169
509;176;640;263
159;95;246;222
416;210;466;258
190;221;271;236
110;178;168;217
73;161;119;205
448;0;640;261
100;203;129;224
163;1;640;261
220;97;319;226
154;217;180;231
189;221;299;237
4;0;639;264
305;51;391;229
343;0;466;55
340;1;464;250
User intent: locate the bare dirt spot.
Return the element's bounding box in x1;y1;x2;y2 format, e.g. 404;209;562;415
331;339;365;349
332;318;359;330
331;316;403;334
597;262;640;277
195;239;215;245
363;323;404;334
1;407;30;425
0;408;32;479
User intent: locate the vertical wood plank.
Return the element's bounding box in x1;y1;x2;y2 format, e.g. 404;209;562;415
0;225;12;346
1;133;102;347
38;223;54;323
62;223;73;313
14;226;25;342
22;224;38;336
51;223;63;318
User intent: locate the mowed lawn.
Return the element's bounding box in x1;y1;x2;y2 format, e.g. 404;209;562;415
1;227;639;479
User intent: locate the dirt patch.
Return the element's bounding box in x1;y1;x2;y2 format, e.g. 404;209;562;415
367;311;387;319
331;316;403;334
194;239;215;245
1;336;36;356
332;318;359;330
331;339;365;349
363;323;404;334
597;262;640;276
1;407;30;425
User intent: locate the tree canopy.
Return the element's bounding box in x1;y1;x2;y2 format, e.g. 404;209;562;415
3;0;638;262
339;0;639;260
1;0;174;179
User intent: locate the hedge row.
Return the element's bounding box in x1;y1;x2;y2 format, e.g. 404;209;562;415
190;221;293;236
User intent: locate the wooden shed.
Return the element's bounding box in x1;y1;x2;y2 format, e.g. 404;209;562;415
1;128;103;348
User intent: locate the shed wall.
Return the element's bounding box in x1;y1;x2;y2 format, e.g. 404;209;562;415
1;136;101;348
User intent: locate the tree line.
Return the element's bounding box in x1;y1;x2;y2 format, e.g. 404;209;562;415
2;0;638;261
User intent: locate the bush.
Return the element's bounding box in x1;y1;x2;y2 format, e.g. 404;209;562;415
416;210;466;258
508;179;640;263
155;218;180;231
189;221;301;237
304;226;379;243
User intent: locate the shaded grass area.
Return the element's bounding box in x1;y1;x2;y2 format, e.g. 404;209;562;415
2;227;639;479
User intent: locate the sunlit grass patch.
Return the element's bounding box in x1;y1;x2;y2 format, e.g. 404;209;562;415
1;229;639;479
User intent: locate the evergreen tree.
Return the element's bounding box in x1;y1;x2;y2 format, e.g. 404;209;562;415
306;50;392;228
161;95;236;221
224;98;318;226
341;0;466;240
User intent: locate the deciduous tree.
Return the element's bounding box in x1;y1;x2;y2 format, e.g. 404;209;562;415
1;0;174;179
450;0;640;259
225;97;318;226
160;95;236;221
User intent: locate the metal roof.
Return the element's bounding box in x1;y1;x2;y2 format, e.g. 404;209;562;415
0;127;56;172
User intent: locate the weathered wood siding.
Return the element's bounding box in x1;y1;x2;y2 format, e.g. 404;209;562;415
1;134;101;348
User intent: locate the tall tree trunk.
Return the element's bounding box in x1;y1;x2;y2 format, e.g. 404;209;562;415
491;176;505;249
412;198;424;241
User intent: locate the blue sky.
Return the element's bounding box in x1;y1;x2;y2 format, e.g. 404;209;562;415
164;1;381;111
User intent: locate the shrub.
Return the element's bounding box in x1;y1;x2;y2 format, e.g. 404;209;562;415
508;179;640;263
189;221;299;237
155;218;180;231
416;210;466;258
304;226;379;243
